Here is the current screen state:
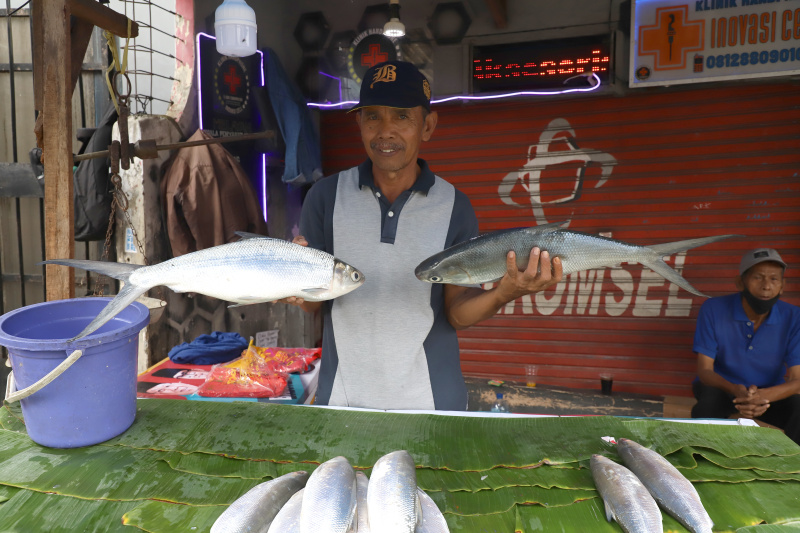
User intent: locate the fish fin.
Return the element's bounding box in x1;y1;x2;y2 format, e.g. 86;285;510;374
69;282;151;341
603;499;614;523
235;231;280;241
415;490;423;527
642;258;708;298
523;221;568;233
40;259;143;281
227;298;272;308
227;302;263;308
301;287;329;296
647;234;741;256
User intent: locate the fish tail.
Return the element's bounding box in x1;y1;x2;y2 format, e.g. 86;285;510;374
642;234;741;298
69;282;150;341
642;258;707;297
646;234;741;256
40;259;144;281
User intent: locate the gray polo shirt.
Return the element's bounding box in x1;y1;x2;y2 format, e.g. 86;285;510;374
300;159;479;410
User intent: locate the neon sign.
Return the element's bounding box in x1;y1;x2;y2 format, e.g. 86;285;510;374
472;36;611;93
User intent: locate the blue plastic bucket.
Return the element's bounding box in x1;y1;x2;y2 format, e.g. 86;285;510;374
0;297;149;448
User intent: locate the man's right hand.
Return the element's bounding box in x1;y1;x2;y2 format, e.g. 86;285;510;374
733;385;770;419
278;235;311;307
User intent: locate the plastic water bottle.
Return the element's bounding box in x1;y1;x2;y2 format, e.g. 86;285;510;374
490;392;509;413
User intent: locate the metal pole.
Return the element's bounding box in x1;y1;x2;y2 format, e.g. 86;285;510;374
72;130;276;163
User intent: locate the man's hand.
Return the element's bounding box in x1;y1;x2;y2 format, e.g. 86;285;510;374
495;247;563;302
733;385;770;419
732;383;750;400
279;235;312;308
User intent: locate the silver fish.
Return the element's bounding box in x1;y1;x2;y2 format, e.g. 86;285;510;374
267;488;304;533
211;471;309;533
300;456;357;533
356;471;371;533
416;488;450;533
590;454;663;533
41;234;364;341
367;450;421;533
617;439;713;533
414;222;738;297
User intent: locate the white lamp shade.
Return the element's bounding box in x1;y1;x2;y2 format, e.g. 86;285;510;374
215;0;257;57
384;18;405;37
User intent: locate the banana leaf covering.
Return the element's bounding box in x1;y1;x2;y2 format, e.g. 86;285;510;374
1;399;800;532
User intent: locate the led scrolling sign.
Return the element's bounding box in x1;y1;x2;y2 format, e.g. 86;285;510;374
472;36;611;93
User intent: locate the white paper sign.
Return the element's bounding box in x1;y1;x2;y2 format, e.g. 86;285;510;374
256;329;279;347
630;0;800;87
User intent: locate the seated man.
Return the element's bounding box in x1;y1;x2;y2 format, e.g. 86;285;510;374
691;248;800;445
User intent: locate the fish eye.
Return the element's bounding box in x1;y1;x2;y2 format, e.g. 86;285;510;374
351;271;361;282
430;276;442;282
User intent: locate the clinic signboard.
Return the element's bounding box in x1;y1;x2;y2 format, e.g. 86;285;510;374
630;0;800;87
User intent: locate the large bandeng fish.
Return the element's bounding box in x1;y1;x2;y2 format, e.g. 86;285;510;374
591;454;663;533
367;450;421;533
211;471;308;533
414;222;737;297
42;235;365;341
617;439;713;533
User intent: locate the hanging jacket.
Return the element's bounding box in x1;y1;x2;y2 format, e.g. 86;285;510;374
160;129;268;257
263;47;323;185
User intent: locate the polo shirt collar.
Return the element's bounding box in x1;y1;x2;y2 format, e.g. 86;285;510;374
733;292;783;325
357;158;436;194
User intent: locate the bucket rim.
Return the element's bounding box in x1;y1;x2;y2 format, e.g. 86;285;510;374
0;296;150;351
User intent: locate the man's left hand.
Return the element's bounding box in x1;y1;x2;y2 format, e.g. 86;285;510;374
733;385;770;419
496;247;563;301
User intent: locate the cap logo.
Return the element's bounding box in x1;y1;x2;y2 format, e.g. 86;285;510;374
423;79;431;100
754;250;769;258
370;64;397;88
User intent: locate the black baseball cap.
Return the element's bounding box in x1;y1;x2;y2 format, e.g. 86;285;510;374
348;60;431;113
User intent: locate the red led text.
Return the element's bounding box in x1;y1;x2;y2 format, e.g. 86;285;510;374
473;49;610;80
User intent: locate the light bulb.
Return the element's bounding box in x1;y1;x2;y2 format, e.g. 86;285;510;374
215;0;257;57
384;18;405;37
384;0;404;37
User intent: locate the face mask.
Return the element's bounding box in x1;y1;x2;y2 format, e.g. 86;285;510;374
741;288;780;316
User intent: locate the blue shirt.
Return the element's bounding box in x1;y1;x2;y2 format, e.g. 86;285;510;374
300;159;479;410
693;293;800;387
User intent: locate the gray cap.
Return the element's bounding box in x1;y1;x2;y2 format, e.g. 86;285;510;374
739;248;787;276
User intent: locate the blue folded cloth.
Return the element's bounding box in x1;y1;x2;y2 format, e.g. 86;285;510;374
168;331;249;366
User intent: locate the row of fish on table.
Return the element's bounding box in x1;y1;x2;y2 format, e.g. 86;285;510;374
592;439;714;533
43;224;736;341
210;450;448;533
211;439;710;533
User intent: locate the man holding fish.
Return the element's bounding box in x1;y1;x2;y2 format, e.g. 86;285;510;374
285;61;563;411
692;248;800;444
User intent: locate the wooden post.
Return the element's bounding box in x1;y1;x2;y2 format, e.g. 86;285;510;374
68;0;139;39
42;0;75;301
31;0;43;111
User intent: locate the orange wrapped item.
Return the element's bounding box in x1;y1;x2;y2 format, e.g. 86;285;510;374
197;340;289;398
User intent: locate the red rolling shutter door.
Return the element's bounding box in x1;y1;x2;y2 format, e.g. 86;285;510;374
319;81;800;397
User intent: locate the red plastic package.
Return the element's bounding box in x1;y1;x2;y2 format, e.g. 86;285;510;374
196;366;288;398
196;344;320;398
196;342;285;398
249;346;321;374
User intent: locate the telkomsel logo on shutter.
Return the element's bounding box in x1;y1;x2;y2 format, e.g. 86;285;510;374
494;118;694;319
